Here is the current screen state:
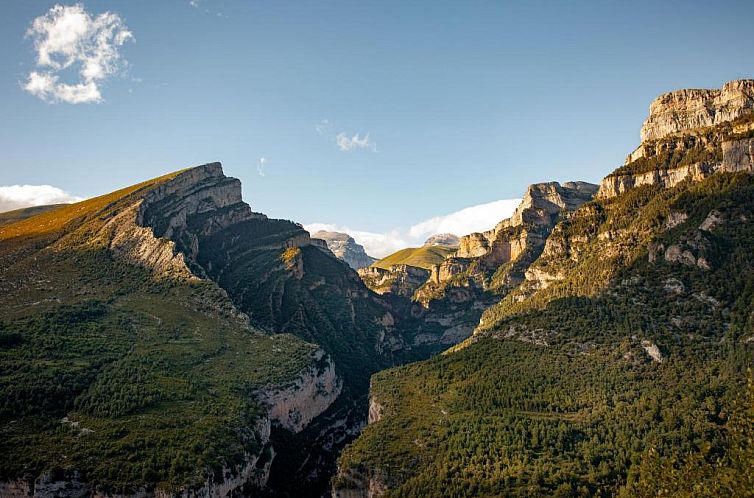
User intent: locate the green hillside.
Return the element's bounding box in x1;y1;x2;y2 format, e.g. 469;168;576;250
334;171;754;497
0;167;321;494
372;245;455;270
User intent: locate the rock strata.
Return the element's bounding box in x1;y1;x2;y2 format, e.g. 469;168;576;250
640;79;754;142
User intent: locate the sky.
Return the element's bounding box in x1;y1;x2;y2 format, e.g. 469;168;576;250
1;0;753;257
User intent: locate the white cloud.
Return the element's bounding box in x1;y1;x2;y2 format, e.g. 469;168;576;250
23;3;133;104
305;198;520;259
409;199;522;239
335;132;377;152
257;157;268;177
305;223;408;259
0;185;83;213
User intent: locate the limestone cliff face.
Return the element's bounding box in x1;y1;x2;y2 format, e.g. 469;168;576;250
421;181;598;299
257;350;343;433
424;233;460;247
313;231;376;270
599;136;754;198
640;79;754;142
357;264;430;298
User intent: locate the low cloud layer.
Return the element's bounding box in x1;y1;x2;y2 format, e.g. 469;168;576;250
0;185;82;213
23;3;133;104
305;198;520;258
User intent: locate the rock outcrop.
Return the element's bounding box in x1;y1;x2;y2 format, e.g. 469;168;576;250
357;264;430;298
599;136;754;198
420;181;598;300
257;350;343;433
312;231;376;270
423;233;460;247
640;79;754;142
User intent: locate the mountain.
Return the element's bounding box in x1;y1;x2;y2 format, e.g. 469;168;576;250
0;164;423;497
312;230;376;270
333;80;754;497
423;233;460;247
370;245;455;271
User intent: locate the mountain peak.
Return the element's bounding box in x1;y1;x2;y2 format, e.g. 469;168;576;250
312;230;376;269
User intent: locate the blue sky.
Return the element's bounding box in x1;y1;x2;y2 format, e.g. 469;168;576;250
1;0;753;256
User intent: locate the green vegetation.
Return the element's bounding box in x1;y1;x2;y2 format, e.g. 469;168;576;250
371;245;455;270
610;112;754;178
0;171;319;494
336;171;754;496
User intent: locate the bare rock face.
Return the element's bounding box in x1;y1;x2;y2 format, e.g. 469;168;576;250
313;231;376;270
137;162;267;263
438;182;597;289
423;233;460;247
357;264;430;298
599;136;754;199
257;350;343;433
640;79;754;142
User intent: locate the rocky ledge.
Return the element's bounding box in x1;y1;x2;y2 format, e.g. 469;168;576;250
640;79;754;142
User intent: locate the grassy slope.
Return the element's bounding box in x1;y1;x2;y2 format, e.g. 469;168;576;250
0;204;68;227
0;169;318;493
335;173;754;497
371;246;455;270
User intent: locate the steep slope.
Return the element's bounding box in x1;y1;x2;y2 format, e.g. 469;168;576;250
0;168;339;496
313;230;376;270
333;80;754;497
128;163;419;497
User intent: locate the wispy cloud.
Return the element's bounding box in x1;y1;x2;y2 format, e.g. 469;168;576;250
305;198;520;258
257;157;268;177
315;119;330;136
316;119;377;152
335;132;377;152
22;3;133;104
0;185;83;213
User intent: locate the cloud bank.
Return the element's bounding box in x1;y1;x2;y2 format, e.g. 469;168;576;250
23;3;133;104
0;185;82;213
305;198;521;258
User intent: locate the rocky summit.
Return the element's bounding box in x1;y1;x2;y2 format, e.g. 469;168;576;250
312;230;376;270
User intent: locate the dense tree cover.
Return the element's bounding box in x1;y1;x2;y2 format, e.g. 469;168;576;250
0;180;321;494
336;172;754;497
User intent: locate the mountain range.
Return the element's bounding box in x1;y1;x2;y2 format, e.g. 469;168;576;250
1;79;753;498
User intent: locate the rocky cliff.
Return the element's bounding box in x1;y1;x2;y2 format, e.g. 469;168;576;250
640;79;754;142
423;233;460;247
312;231;376;270
357;264;430;298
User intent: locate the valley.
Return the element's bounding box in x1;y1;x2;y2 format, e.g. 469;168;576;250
1;79;753;498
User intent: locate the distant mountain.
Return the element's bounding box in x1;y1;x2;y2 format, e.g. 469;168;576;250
423;233;460;247
312;230;376;269
370;245;454;271
334;79;754;497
